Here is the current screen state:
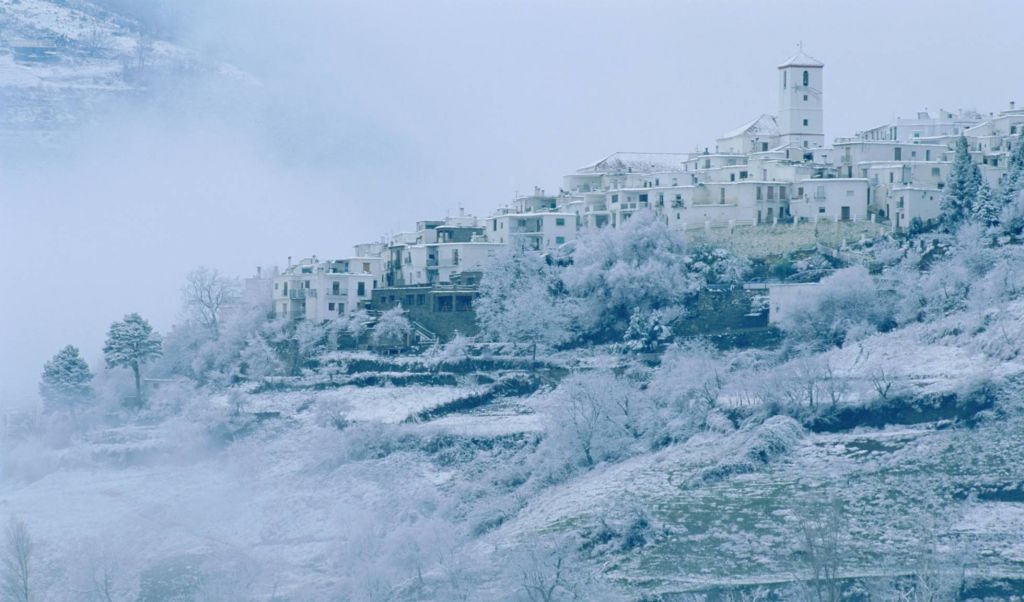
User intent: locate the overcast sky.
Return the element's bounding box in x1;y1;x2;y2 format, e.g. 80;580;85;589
1;0;1022;406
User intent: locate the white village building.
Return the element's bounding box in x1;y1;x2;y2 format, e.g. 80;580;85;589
384;213;504;287
270;48;1021;327
272;246;385;320
506;48;1018;235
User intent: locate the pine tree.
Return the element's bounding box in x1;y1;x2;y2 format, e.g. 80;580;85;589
39;345;93;412
973;180;1001;228
103;313;162;403
941;135;982;227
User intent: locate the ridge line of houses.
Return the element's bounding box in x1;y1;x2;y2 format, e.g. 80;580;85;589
246;49;1022;340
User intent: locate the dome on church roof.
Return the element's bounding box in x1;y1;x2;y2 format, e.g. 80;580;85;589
777;49;824;69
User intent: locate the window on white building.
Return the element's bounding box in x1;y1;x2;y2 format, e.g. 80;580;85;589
555;236;565;245
329;303;335;311
802;70;809;86
357;282;365;296
803;119;809;127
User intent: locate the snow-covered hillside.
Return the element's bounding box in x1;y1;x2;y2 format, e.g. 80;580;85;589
0;0;244;140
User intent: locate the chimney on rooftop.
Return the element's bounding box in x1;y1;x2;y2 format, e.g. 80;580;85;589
1012;100;1017;110
257;266;262;278
288;256;292;268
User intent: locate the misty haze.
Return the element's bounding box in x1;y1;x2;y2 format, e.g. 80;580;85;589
2;1;1024;600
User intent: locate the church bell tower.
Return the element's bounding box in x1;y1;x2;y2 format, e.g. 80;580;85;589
777;45;824;150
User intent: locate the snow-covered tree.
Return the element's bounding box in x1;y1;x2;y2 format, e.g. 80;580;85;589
622;307;674;353
1001;132;1024;205
263;318;331;376
103;313;162;403
181;267;241;337
778;266;888;349
940;135;982;227
371;306;412;348
563;211;746;337
543;371;649;469
2;517;32;602
332;309;373;346
39;345;93;412
972;179;1001;228
476;246;576;355
238;334;283;380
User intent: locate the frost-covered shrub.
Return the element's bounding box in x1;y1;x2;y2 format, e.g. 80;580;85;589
422;332;473;370
530;371;651;483
237;334;283;380
476;246;577;352
174;305;273;384
694;416;803;484
895;224;998;324
779;266;889;349
140;379;198;419
563;211;745;337
643;341;729;445
371;306;412;348
622;307;676;353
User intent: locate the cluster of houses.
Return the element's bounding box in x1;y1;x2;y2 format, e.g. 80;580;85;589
251;49;1023;339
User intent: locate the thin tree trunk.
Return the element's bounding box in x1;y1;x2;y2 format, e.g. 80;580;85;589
132;363;141;404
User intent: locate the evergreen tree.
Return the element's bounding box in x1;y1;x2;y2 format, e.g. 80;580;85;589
103;313;162;403
973;180;1001;228
1002;133;1024;205
39;345;93;412
941;135;982;227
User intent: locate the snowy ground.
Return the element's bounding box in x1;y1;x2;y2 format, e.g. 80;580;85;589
2;323;1023;599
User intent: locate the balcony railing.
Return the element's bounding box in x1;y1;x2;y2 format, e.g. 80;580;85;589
288;289;306;300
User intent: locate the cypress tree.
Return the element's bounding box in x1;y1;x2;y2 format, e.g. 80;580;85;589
941;135;982;227
1002;132;1024;205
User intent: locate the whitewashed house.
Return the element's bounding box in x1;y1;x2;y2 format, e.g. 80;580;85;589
273;248;384;321
385;214;504;287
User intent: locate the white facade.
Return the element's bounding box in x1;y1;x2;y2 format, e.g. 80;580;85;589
271;52;1022;323
777;50;825;150
273;251;384;321
788;179;870;223
385;215;504;287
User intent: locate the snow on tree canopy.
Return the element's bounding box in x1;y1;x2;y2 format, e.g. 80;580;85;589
103;312;162;400
941;135;983;226
39;344;93;410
